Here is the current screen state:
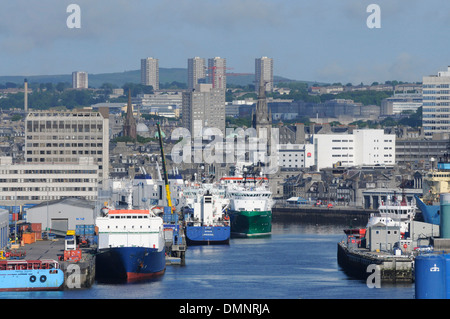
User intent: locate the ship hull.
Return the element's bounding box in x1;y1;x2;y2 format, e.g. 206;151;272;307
185;226;230;245
228;210;272;237
96;246;166;282
0;269;64;291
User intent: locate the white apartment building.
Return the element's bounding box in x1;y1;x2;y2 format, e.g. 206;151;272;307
423;66;450;138
141;57;159;90
72;71;88;89
313;129;395;170
0;157;99;206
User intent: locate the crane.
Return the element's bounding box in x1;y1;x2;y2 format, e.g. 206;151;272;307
156;122;173;213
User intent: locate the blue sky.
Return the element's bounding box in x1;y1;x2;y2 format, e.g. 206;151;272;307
1;0;450;84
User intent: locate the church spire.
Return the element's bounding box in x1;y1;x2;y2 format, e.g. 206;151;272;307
123;89;137;139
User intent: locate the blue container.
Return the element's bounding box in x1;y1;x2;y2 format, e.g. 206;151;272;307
415;254;446;299
85;225;95;235
76;224;85;236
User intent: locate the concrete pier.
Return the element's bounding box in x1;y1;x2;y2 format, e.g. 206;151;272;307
13;238;96;289
337;241;414;282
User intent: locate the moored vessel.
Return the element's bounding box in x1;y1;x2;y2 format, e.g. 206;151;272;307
366;194;417;235
183;190;230;245
222;164;274;237
0;259;64;291
95;206;166;282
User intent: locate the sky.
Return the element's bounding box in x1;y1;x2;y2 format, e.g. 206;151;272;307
1;0;450;85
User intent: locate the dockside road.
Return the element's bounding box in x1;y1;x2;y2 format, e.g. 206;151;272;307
18;238;65;261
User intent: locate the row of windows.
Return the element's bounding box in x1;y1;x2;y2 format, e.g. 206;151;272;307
110;215;148;219
423;120;450;124
0;195;97;201
27;143;103;148
423;90;450;94
27;150;103;156
0;187;95;192
423;84;450;89
423;114;450;118
0;169;97;175
26;135;103;140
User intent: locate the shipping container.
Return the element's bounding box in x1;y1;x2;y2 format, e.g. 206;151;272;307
22;232;36;245
76;224;85;236
34;231;42;240
85;225;95;235
64;249;81;262
31;223;42;232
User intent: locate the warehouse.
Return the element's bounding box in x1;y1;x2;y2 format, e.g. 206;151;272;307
0;209;8;249
26;197;96;235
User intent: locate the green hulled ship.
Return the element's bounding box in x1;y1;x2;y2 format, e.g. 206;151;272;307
228;209;272;237
222;176;274;237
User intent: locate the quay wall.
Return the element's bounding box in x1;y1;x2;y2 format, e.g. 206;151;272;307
272;206;375;227
60;253;96;289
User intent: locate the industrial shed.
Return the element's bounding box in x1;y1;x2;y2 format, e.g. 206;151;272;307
26;197;96;235
0;209;8;249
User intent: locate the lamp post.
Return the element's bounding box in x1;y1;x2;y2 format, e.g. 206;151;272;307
46;186;49;233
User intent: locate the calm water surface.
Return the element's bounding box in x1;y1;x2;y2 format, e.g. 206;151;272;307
1;221;415;299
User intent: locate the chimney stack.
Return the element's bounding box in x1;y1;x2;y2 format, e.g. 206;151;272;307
24;78;28;112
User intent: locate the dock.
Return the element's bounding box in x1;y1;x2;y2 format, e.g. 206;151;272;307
18;237;96;289
337;241;414;282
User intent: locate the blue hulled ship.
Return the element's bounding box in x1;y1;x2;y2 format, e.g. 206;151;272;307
95;206;166;282
183;191;230;245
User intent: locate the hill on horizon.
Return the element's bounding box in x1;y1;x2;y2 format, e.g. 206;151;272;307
0;69;311;88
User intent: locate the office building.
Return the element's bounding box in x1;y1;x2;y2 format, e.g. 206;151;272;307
381;93;422;116
188;57;206;90
182;83;225;135
255;57;274;92
313;129;396;170
24;109;109;185
72;71;88;89
208;57;226;90
278;144;315;169
141;57;159;90
0;156;99;206
423;66;450;138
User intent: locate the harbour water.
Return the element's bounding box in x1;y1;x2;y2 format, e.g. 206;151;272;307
0;219;414;300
